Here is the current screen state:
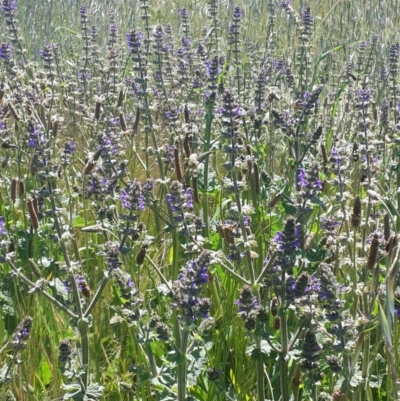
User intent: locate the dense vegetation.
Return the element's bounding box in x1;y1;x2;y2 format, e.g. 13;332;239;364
0;0;399;400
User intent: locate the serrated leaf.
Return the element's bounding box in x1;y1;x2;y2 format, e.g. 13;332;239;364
85;383;104;400
110;314;124;325
0;364;11;384
48;278;69;301
62;383;82;400
157;283;172;296
349;370;363;387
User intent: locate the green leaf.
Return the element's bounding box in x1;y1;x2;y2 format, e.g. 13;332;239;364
350;332;364;376
55;26;78;35
189;385;208;401
72;216;88;228
38;357;52;386
208;231;221;251
282;198;297;215
378;301;392;349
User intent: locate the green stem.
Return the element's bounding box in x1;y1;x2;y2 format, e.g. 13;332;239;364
177;328;189;401
172;230;180;281
84;266;113;318
397;157;400;231
145;254;171;290
256;337;265;401
280;270;289;401
6;259;78;319
219;260;251;285
48;181;90;390
361;320;370;398
202;102;214;238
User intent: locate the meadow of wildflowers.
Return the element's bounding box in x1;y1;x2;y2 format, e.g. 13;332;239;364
0;0;400;400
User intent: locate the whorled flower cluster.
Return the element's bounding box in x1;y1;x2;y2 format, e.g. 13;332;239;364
171;250;213;325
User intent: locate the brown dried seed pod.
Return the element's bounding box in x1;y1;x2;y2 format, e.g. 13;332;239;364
332;387;349;401
80;279;91;298
246;158;253;181
27;199;39;231
321;144;328;173
384;213;391;241
223;226;235;244
2;142;16;149
30;152;39;176
95;101;101;120
367;234;379;270
350;195;362;228
246;144;252;156
192;176;200;204
183;131;191;157
18;180;25;198
304;232;315;251
8;237;14;253
7;102;19;121
252;162;260;195
93;148;103;161
271;297;278;316
352;142;359;161
117;89;124;108
184;104;190;123
10;178;17;203
83;160;96;176
268;193;281;208
268;92;280;102
217;224;225;238
133;108;140;134
273;316;281;330
174;141;183;182
386;234;397;259
119;113;127;131
372;102;377;121
32;196;39;215
136;245;147;266
52;120;59;138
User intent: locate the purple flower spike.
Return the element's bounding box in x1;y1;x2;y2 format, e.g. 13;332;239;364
0;216;6;235
1;0;17;13
80;4;87;17
233;6;243;19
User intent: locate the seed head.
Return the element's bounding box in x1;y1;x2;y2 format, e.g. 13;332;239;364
136;245;147;265
59;339;73;363
27;198;39;231
350;195;362;228
18;180;25;197
10;177;16;203
367;234;379;269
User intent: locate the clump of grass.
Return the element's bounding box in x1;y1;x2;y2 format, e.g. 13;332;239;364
0;0;399;400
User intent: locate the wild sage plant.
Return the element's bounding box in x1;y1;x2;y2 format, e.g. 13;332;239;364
0;1;400;401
